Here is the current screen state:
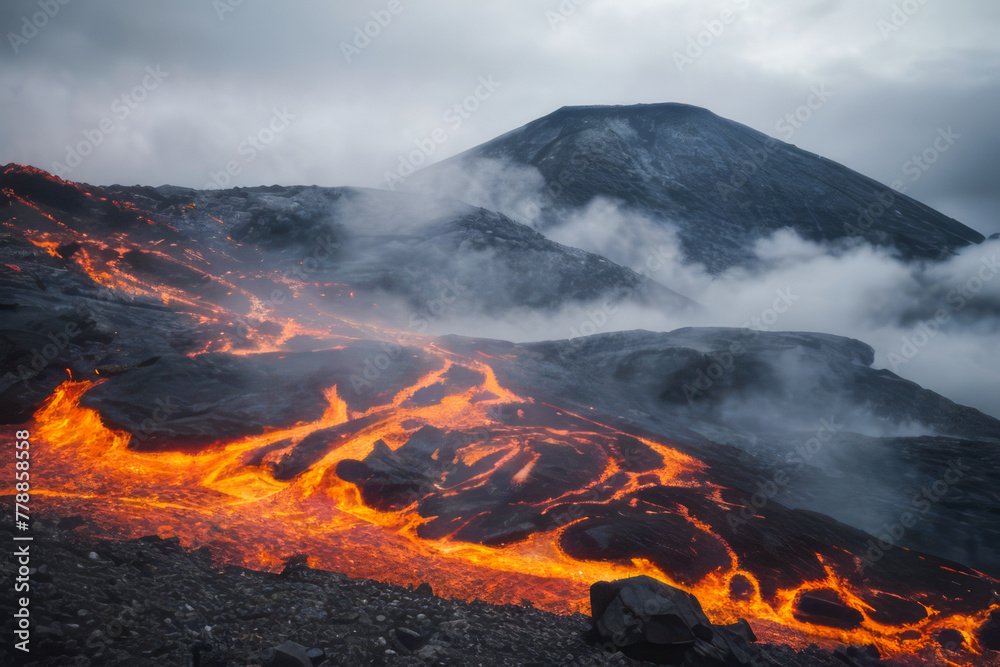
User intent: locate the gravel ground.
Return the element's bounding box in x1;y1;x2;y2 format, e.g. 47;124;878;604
0;515;920;666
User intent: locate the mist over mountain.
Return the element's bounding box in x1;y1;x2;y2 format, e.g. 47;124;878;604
1;164;693;323
408;103;985;273
403;104;1000;419
3;101;1000;664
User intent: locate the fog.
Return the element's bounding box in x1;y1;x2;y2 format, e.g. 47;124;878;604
398;170;1000;419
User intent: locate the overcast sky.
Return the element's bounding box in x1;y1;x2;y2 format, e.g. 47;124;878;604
2;0;998;235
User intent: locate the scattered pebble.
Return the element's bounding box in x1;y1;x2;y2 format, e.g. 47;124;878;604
0;518;912;666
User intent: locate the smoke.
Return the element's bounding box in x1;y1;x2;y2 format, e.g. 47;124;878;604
404;156;548;227
403;162;1000;420
330;187;471;237
281;165;1000;582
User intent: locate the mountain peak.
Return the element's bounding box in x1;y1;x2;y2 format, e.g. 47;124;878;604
547;101;716;118
411;104;984;273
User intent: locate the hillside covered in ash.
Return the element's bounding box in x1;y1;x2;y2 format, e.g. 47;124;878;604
408;103;984;273
2;101;999;667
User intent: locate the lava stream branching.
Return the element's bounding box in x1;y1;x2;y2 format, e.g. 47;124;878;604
9;358;998;664
2;166;998;665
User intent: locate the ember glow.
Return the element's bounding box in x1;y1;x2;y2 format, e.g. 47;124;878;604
14;365;999;663
3;162;999;666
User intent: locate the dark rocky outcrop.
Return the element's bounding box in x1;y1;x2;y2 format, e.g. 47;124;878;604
411;103;984;272
0;516;908;667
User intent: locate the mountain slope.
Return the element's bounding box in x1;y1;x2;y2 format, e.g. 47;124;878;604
4;164;999;661
409;103;985;273
440;329;1000;575
0;164;694;325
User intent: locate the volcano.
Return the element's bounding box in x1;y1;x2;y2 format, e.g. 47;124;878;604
1;103;998;667
408;103;985;273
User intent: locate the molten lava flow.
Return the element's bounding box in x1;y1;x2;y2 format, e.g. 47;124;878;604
20;371;628;614
5;179;997;665
24;230;237;321
14;363;998;665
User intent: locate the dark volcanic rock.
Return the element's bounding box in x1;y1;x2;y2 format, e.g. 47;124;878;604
978;610;1000;651
516;328;1000;439
331;399;995;651
447;330;1000;575
77;344;435;449
336;415;626;544
0;163;694;373
261;640;312;667
563;502;732;586
208;184;695;315
0;292;186;424
392;626;427;652
411;103;984;273
3;161;997;666
590;576;757;666
0;164;89;210
591;576;714;646
937;628;966;651
559;482;995;632
793;590;865;630
1;516;907;667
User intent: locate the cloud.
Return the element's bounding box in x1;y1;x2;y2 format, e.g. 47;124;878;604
0;0;996;231
410;191;1000;419
3;0;998;412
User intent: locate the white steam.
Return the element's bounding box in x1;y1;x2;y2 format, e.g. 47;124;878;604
404;174;1000;419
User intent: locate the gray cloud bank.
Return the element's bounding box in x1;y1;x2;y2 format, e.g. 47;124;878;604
1;0;997;234
3;0;998;417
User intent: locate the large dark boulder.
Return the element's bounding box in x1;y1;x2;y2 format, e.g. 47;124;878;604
590;576;756;666
979;610;1000;652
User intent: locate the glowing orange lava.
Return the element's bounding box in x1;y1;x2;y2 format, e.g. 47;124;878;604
7;366;996;665
4;173;997;666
